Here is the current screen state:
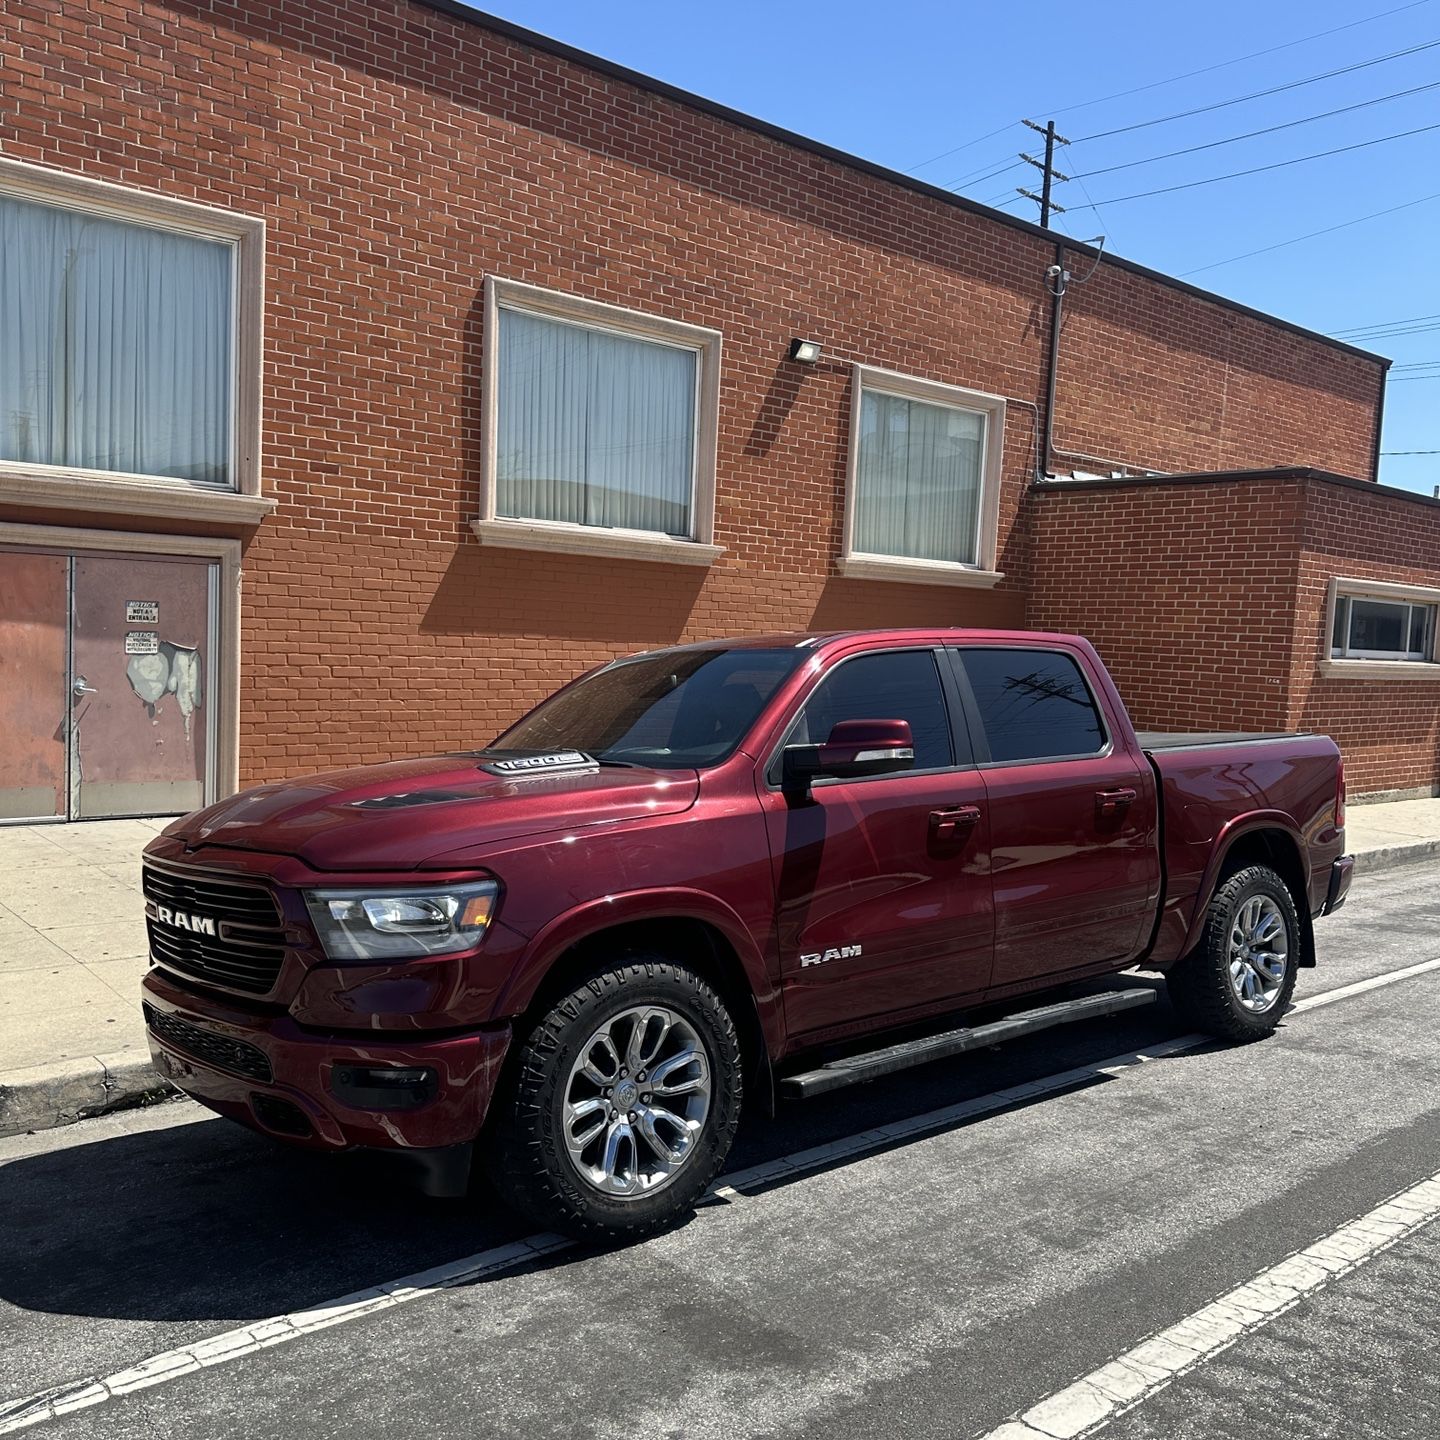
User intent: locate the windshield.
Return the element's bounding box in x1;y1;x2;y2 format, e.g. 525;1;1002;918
489;647;807;770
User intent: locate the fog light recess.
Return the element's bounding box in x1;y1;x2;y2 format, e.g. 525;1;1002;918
330;1065;438;1112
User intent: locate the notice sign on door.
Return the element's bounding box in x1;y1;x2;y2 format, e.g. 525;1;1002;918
125;601;159;624
125;631;159;655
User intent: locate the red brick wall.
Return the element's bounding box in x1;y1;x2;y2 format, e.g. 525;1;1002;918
1027;479;1305;734
1288;480;1440;796
0;0;1385;782
1029;475;1440;796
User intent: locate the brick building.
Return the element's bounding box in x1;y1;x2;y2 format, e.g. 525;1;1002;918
0;0;1435;825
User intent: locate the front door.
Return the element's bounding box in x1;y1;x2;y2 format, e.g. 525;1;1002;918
0;548;217;822
760;646;994;1043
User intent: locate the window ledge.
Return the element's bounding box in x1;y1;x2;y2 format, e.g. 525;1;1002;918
837;554;1005;588
0;466;274;526
1319;658;1440;680
471;518;723;566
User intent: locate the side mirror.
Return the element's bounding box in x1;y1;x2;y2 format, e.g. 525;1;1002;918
782;719;915;794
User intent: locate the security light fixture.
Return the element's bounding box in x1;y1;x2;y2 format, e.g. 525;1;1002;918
788;338;822;364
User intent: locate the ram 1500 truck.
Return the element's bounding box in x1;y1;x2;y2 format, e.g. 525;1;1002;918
141;630;1351;1238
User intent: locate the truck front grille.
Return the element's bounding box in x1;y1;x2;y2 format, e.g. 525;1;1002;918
143;864;288;997
143;1003;273;1083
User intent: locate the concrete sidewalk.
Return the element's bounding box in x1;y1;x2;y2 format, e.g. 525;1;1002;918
1;799;1436;1138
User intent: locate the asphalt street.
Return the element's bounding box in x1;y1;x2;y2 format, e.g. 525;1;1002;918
2;862;1437;1439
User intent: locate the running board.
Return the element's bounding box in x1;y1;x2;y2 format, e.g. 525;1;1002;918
779;987;1159;1099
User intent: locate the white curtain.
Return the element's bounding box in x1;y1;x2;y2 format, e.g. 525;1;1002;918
854;390;983;564
497;308;696;536
0;194;233;486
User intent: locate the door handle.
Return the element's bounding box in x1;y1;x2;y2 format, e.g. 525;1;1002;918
1095;787;1137;817
929;805;981;840
72;676;98;698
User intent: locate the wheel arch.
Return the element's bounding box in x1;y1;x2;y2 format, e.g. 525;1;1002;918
1185;817;1316;968
494;892;781;1116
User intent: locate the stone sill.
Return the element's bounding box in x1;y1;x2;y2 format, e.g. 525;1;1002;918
0;467;275;526
1319;659;1440;681
471;518;723;566
837;555;1005;588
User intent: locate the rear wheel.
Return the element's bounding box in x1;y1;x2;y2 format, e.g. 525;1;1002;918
486;955;743;1240
1165;864;1300;1042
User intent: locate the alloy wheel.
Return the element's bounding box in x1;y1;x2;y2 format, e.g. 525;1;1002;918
561;1005;712;1198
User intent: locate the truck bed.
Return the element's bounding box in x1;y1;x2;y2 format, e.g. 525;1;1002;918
1137;730;1304;750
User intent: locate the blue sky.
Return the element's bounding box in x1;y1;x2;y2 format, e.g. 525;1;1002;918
470;0;1440;493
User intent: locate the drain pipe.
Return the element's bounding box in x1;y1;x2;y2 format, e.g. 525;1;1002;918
1038;243;1067;482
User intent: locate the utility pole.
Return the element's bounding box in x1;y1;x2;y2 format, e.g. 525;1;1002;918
1018;118;1070;228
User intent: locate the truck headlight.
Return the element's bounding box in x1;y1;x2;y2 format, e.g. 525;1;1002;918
302;881;499;960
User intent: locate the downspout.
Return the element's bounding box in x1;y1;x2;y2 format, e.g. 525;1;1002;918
1039;241;1066;481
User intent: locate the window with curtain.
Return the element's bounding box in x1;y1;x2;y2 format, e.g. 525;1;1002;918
0;192;235;488
853;386;986;565
496;305;699;537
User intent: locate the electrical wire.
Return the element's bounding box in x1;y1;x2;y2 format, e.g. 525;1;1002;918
1072;36;1440;144
1050;0;1434;121
1381;449;1440;454
1178;190;1440;276
1076;122;1440;209
1069;79;1440;180
898;0;1432;173
1333;312;1440;336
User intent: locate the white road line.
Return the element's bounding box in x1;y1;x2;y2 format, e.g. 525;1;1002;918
4;954;1440;1435
981;1170;1440;1440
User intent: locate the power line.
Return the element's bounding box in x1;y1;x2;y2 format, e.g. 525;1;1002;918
899;0;1433;173
1179;190;1440;276
1077;122;1440;209
1381;449;1440;454
1333;322;1440;340
1073;36;1440;144
1333;312;1440;335
1051;0;1435;120
1069;79;1440;181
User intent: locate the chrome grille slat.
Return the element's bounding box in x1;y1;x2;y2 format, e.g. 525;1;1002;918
143;863;287;996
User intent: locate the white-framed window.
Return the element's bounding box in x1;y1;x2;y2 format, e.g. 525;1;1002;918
840;364;1005;587
0;157;268;525
1323;578;1440;678
473;277;723;565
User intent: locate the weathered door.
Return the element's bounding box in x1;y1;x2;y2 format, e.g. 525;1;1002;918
70;555;213;819
0;553;69;820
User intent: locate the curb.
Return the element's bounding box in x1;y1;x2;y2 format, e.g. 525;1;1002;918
0;1050;174;1139
1350;839;1440;876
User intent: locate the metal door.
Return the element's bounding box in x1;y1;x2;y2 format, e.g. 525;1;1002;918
0;548;217;823
0;553;69;820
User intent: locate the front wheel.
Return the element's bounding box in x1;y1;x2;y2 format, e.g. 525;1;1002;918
1165;864;1300;1042
485;956;743;1240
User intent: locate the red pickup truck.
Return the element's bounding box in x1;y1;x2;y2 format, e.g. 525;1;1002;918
140;630;1351;1238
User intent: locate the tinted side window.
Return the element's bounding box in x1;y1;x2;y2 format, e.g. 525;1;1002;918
793;650;954;771
959;648;1105;762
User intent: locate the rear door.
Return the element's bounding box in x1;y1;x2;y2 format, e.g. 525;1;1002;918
759;645;993;1042
950;645;1159;997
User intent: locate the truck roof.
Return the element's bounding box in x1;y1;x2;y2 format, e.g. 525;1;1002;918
630;628;1089;656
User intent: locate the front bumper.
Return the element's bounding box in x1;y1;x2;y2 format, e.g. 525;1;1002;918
141;966;511;1154
1323;855;1355;915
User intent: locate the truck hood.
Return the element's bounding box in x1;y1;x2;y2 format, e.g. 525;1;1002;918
161;755;699;871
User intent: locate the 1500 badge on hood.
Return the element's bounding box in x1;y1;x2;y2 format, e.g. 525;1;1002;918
480;751;599;777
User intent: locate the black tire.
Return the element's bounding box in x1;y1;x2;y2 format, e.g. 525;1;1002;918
1165;864;1301;1042
485;954;743;1241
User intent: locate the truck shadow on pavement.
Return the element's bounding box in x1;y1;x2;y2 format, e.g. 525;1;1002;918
0;995;1212;1327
